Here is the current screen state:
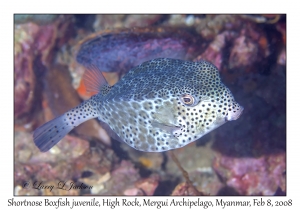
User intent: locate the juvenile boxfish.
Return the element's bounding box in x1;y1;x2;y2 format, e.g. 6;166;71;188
33;58;243;152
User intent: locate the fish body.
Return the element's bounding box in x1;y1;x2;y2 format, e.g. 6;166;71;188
33;58;243;152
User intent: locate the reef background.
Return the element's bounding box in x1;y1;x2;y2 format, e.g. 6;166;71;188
14;14;286;195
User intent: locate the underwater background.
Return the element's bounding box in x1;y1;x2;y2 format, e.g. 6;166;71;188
14;14;286;195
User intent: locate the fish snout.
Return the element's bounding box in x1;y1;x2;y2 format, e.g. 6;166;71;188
225;104;244;121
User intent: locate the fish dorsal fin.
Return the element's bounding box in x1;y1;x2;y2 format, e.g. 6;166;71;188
83;64;109;95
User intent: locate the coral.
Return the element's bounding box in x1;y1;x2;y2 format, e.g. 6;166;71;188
228;25;269;69
213;152;286;195
229;34;259;69
93;15;126;31
99;160;140;195
124;175;160;196
79;172;111;194
277;48;286;66
195;31;237;69
171;182;205;196
166;143;215;179
14;130;118;195
123;15;164;28
14;14;59;25
14;15;74;128
195;15;241;40
134;175;160;195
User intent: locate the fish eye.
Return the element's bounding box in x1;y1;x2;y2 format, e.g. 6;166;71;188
180;94;195;106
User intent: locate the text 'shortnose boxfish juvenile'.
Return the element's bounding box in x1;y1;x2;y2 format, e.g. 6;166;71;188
33;58;243;152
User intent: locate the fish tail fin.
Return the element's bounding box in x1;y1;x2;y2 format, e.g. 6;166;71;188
33;115;73;152
33;99;98;152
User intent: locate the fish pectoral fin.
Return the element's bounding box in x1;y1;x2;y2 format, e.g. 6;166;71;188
151;121;182;136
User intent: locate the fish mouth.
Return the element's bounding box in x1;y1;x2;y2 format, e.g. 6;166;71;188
235;105;244;119
236;106;244;118
226;105;244;121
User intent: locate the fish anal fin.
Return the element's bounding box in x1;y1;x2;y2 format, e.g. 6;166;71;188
99;121;124;143
83;64;109;95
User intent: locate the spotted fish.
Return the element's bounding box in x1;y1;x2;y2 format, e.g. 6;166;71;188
33;58;243;152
